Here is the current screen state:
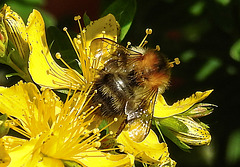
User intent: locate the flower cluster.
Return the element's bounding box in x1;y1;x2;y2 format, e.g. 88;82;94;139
0;4;215;167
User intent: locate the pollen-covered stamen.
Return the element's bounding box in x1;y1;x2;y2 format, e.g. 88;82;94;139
126;41;131;48
139;28;152;47
98;131;114;143
155;45;160;51
97;118;118;134
84;104;102;120
55;52;72;70
46;58;85;89
169;58;180;68
74;15;84;39
102;31;106;38
48;70;82;90
63;27;83;61
81;89;98;111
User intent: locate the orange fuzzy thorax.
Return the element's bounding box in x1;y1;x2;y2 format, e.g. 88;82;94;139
135;49;171;89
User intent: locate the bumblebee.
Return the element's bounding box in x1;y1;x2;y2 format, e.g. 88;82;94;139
88;30;179;142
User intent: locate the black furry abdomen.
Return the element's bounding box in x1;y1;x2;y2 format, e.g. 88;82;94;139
90;72;134;118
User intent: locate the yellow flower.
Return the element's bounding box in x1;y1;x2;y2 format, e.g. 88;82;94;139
0;4;32;82
154;90;214;148
27;9;119;89
0;81;134;167
154;90;213;118
0;139;10;167
117;130;176;166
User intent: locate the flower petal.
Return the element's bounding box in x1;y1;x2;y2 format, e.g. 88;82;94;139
117;129;175;165
77;149;134;167
0;81;62;137
154;90;213;118
0;139;10;167
85;14;119;47
0;81;40;121
37;157;64;167
27;9;84;89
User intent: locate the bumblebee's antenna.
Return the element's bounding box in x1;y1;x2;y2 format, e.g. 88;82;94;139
139;28;152;47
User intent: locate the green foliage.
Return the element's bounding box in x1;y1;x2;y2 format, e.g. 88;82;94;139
155;120;191;151
230;39;240;62
101;0;136;42
83;12;91;27
1;0;56;27
226;130;240;165
195;58;222;81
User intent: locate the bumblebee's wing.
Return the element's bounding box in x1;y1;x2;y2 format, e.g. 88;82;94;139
90;38;142;68
126;89;158;142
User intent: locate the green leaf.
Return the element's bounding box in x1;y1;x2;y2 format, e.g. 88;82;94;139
195;57;222;81
189;1;205;16
159;124;191;151
83;12;91;27
215;0;231;6
157;117;189;133
98;120;109;134
180;50;196;63
226;129;240;166
7;1;56;27
101;0;137;42
230;39;240;62
19;0;45;5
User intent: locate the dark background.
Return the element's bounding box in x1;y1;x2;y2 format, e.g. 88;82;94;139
1;0;240;166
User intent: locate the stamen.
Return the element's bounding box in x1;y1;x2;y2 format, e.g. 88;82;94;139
55;52;72;70
142;41;148;47
169;58;180;68
74;15;83;34
63;27;81;61
81;90;97;111
84;104;101;119
139;28;152;47
98;118;118;134
98;131;114;142
65;87;73;103
102;31;106;38
155;45;160;51
126;41;131;48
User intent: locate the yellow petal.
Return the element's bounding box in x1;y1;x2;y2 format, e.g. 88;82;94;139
0;81;40;121
4;137;39;167
0;139;10;167
85;14;119;47
77;148;134;167
37;157;64;167
117;129;174;165
3;135;65;167
154;90;213;118
27;9;84;89
0;81;62;137
2;136;27;151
